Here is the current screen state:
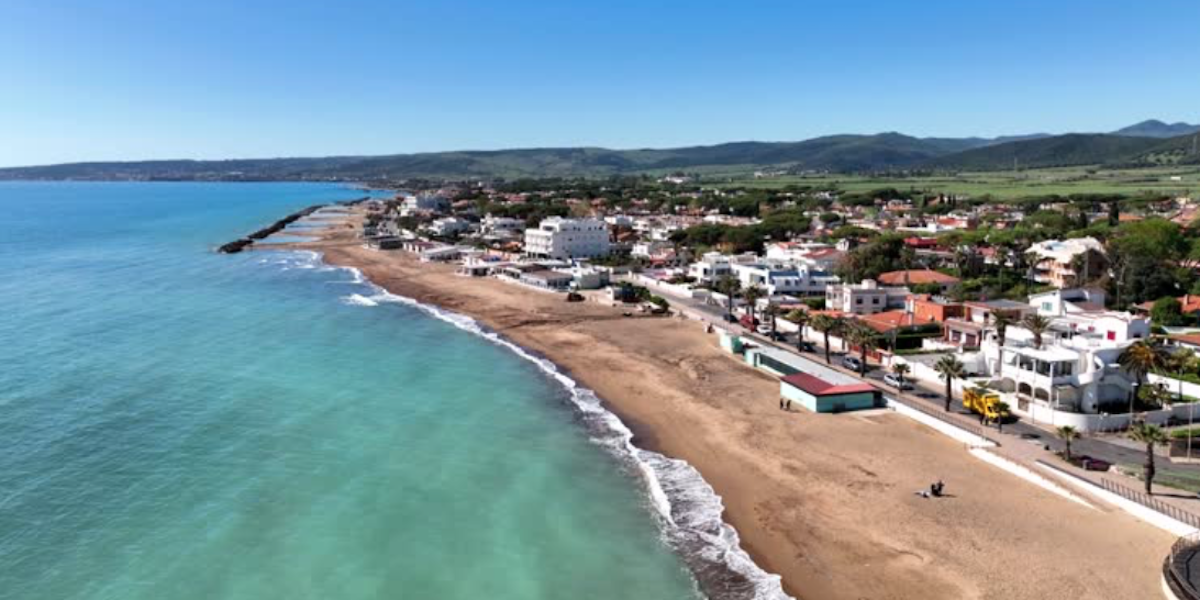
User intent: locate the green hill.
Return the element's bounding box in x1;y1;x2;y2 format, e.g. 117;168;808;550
0;133;992;181
924;134;1164;171
3;124;1196;181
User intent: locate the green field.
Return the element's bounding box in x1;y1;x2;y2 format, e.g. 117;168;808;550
704;165;1200;199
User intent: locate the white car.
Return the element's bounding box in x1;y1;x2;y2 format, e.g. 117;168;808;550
884;373;913;390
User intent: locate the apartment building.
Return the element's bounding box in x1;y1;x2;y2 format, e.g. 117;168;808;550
523;217;611;259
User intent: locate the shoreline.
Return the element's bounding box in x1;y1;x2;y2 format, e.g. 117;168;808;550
320;254;792;600
267;205;1173;600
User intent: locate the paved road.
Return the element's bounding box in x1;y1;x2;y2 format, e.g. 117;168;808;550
634;276;1200;477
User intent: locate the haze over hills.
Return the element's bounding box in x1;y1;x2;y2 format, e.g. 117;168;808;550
1;119;1197;181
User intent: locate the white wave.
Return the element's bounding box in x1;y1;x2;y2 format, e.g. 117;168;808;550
324;262;792;600
341;293;379;307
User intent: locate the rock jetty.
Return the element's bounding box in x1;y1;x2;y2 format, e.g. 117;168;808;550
217;196;372;253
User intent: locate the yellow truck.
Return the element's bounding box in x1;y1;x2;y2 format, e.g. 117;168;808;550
963;387;1008;423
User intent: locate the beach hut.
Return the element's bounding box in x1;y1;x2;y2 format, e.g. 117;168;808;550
780;372;877;413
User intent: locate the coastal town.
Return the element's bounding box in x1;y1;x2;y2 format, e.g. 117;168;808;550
357;179;1200;432
253;175;1200;599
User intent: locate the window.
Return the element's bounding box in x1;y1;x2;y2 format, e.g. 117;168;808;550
1106;331;1116;341
1042;302;1052;312
856;298;863;305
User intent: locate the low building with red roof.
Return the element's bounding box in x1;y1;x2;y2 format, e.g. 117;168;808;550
780;372;878;413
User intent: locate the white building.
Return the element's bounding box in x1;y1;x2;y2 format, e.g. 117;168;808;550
632;240;673;258
824;280;909;315
482;215;525;234
524;217;611;260
1027;237;1106;289
730;261;838;296
688;252;758;284
426;217;472;237
982;288;1149;418
402;194;449;215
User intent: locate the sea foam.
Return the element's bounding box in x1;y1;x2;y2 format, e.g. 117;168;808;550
289;251;793;600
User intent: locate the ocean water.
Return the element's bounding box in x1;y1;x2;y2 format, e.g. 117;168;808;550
0;182;786;600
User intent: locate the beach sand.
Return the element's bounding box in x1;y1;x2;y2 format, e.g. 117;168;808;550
282;216;1171;600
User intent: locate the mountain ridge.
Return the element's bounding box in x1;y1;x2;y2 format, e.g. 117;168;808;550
1;119;1195;180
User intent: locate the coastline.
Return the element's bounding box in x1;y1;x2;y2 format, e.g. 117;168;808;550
272;207;1173;600
322;256;791;600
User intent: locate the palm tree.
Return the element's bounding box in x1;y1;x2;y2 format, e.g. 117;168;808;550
846;323;878;376
763;302;781;338
892;363;910;389
991;311;1016;377
742;285;765;327
934;355;965;412
811;314;836;365
1022;314;1053;350
788;309;810;351
1056;425;1080;461
1128;422;1169;495
832;316;848;352
1120;340;1167;414
715;275;740;322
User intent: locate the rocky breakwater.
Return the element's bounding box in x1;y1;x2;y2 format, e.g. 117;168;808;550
217;204;326;254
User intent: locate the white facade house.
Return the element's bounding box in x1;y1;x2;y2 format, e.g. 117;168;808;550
688;252;758;284
730;261;838;296
632;240;673;258
979;288;1150;420
402;194;449;215
824;280;909;315
523;217;611;259
1027;237;1106;288
482;215;525;234
427;217;473;237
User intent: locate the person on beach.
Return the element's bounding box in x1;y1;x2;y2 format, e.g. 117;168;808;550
779;398;785;410
786;398;792;411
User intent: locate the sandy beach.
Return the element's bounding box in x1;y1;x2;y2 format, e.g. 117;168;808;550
283;211;1171;600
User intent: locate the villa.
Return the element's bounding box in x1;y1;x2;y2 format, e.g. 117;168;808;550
981;289;1148;420
825;280;909;315
1027;237;1107;289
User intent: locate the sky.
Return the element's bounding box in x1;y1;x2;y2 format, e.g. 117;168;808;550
2;0;1199;167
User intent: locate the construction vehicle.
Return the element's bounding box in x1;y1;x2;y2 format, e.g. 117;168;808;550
963;387;1008;422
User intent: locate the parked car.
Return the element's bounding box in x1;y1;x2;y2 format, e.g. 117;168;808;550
1079;456;1112;471
841;356;863;372
883;373;913;390
721;313;738;323
756;324;774;335
739;314;759;330
796;341;816;352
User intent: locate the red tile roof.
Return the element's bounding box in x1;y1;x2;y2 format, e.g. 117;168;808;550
781;372;876;396
878;269;961;286
1170;334;1200;348
858;310;912;332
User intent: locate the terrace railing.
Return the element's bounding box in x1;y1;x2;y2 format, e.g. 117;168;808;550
1166;533;1200;600
1099;478;1200;530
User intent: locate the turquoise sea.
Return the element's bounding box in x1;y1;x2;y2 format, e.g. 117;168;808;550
0;182;786;600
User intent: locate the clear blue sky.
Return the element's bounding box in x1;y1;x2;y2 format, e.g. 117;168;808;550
2;0;1199;167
